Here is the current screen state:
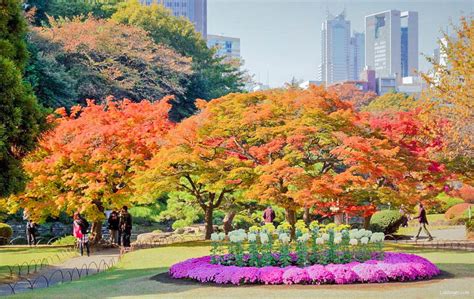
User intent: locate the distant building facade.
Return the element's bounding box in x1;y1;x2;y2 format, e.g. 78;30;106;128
141;0;207;38
320;11;352;85
350;32;365;80
207;35;241;60
365;10;418;78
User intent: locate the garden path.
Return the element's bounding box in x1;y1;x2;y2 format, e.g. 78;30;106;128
0;247;120;295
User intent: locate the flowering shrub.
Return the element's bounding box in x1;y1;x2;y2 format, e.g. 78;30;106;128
169;252;440;285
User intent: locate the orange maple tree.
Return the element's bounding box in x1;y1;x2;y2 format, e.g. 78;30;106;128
181;87;449;234
9;97;173;241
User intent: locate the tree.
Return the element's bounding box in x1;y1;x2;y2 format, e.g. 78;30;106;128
28;16;192;110
9;98;173;242
112;0;246;120
363;91;421;113
182;87;448;235
422;16;473;182
0;0;46;196
327;83;377;110
24;0;120;26
134;107;255;239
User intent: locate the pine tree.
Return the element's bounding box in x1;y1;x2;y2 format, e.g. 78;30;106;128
0;0;45;196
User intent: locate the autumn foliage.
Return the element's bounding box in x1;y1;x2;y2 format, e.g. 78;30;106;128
10;97;173;240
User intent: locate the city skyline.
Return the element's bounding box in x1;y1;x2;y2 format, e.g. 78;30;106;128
208;0;472;87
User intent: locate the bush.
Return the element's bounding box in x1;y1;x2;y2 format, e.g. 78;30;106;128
52;235;77;246
429;193;464;213
445;203;473;224
0;223;13;245
369;210;403;235
233;214;257;230
172;219;192;230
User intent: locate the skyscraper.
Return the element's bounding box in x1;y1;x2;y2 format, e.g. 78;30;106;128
350;32;365;80
141;0;207;38
365;10;418;78
320;10;351;85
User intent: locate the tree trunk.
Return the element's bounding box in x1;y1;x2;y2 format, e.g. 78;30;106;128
204;205;214;240
285;208;296;239
334;213;343;225
364;215;372;229
89;221;102;245
303;207;311;225
223;211;236;235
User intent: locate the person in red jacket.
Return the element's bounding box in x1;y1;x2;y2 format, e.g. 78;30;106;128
413;202;433;241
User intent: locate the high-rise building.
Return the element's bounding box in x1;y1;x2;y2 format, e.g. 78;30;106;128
320;10;351;85
365;10;418;78
141;0;207;38
350;32;365;80
207;35;241;60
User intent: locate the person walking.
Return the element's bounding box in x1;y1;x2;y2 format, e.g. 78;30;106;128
119;206;132;248
413;202;433;241
26;220;37;246
107;210;120;245
262;206;276;225
73;212;90;256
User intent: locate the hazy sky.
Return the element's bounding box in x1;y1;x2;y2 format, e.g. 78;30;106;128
208;0;473;87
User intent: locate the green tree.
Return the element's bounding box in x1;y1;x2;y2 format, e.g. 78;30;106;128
363;91;421;113
0;0;46;196
25;0;121;26
112;0;246;120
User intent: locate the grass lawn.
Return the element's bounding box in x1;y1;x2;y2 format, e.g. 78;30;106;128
8;241;474;299
0;247;76;281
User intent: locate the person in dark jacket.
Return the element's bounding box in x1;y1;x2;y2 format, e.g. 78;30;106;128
413;202;433;241
119;206;132;248
107;210;120;245
26;220;37;246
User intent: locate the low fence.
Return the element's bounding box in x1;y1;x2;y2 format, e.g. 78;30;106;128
131;234;205;250
0;257;118;295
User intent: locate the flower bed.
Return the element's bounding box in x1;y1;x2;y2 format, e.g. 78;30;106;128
169;252;440;285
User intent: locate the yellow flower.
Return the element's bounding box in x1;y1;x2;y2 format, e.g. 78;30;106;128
309;220;319;230
249;225;260;233
277;221;291;232
262;223;276;234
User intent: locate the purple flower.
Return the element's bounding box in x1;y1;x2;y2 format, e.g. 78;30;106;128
282;267;310;285
259;266;284;284
306;265;334;284
168;252;440;285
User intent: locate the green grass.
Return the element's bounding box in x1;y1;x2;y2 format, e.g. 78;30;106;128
0;247;76;281
9;241;474;299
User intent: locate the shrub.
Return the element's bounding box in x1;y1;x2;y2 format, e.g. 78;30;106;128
445;203;473;224
172;219;191;230
429;193;464;213
369;210;403;235
52;235;77;246
0;223;13;245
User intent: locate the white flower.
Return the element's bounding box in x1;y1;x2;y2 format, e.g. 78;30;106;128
349;238;358;246
322;233;330;241
211;233;219;241
260;232;269;244
218;232;226;241
316;237;324;245
335;232;342;239
360;237;369;244
370;232;385;243
334;236;342;244
247;232;257;242
297;233;310;242
349;229;358;239
279;233;290;245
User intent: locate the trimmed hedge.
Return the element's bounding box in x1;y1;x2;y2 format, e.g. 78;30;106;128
369;210;403;235
0;223;13;245
445;203;473;224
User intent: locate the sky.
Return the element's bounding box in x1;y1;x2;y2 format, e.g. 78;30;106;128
207;0;473;87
